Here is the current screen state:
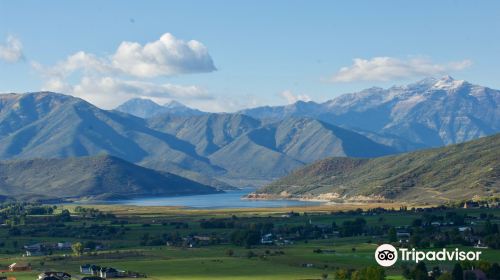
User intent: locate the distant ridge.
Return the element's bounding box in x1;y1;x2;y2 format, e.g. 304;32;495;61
115;98;205;118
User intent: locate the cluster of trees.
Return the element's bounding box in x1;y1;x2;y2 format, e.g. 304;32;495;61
403;215;499;249
332;266;385;280
8;222;127;239
230;229;261;248
73;206;115;219
0;203;58;225
401;261;500;280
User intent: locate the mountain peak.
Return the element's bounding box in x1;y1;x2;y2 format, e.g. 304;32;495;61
439;75;454;81
432;75;466;90
163;100;187;109
121;98;161;107
115;98;165;118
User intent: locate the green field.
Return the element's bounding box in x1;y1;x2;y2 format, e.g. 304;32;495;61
0;204;499;280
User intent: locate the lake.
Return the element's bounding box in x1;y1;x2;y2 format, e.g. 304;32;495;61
98;189;322;209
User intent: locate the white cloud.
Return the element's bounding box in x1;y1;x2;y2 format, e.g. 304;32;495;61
112;33;216;77
34;33;218;109
0;35;24;63
330;57;472;83
280;90;311;104
39;33;216;79
42;76;212;109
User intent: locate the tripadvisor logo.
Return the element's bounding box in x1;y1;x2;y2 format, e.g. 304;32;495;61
375;244;398;267
374;244;483;267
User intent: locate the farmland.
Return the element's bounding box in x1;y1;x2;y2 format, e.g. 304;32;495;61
0;203;499;280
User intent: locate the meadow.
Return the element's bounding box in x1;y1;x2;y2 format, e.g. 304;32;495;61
0;203;498;280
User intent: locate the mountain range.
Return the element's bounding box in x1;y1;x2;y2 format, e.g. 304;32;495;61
241;76;499;149
0;76;498;198
0;154;218;201
251;133;500;204
0;92;395;188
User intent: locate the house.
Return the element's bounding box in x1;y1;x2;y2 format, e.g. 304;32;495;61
90;265;102;276
193;235;211;246
80;265;95;275
474;240;488;249
38;276;60;280
99;267;124;278
459;226;472;232
37;272;71;280
261;233;273;244
463;201;480;209
26;248;46;257
24;243;43;251
9;263;31;272
397;231;411;243
57;242;72;250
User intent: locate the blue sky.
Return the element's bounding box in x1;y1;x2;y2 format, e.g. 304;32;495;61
0;0;499;111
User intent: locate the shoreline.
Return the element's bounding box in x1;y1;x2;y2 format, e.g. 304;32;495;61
243;192;390;204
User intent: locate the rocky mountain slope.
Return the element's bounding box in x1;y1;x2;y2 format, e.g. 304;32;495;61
241;76;500;149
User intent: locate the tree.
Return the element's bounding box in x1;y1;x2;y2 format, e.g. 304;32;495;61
71;242;84;256
464;271;477;280
389;227;397;242
412;262;428;280
487;263;500;280
401;263;412;279
226;249;234;257
353;266;385;280
452;263;463;280
437;272;453;280
431;266;442;279
58;209;71;222
335;268;350;280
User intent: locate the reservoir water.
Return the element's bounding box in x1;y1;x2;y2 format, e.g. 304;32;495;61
98;189;321;209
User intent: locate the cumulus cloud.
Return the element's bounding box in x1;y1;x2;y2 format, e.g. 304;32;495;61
112;33;216;77
34;33;218;109
280;90;311;104
38;33;216;79
330;56;472;83
42;76;212;109
0;35;24;63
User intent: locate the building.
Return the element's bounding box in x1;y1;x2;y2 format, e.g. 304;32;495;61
463;201;480;209
9;263;31;272
80;265;92;275
57;242;72;250
458;226;472;232
261;233;273;244
37;272;71;280
26;249;45;257
99;267;123;278
90;265;102;276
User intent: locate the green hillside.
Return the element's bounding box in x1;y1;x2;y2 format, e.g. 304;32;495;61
255;134;500;203
0;155;219;201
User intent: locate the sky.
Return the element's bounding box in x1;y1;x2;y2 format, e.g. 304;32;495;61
0;0;499;112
